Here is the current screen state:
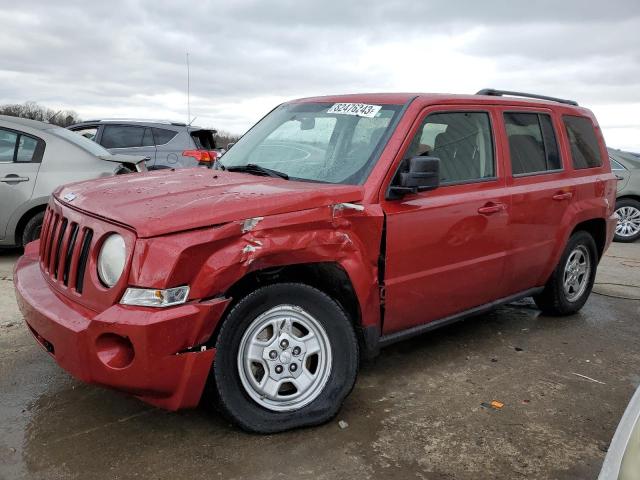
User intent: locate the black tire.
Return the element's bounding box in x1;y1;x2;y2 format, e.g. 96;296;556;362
613;198;640;243
533;231;598;316
21;211;45;246
208;283;359;433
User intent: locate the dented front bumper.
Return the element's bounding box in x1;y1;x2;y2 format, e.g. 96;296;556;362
14;246;229;410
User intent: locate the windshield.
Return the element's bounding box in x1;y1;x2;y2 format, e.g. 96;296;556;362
221;102;403;184
47;127;111;156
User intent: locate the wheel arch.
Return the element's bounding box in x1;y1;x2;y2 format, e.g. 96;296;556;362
210;262;365;348
616;194;640;204
14;203;48;246
571;217;607;260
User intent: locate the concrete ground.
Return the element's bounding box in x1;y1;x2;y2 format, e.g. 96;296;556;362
0;243;639;480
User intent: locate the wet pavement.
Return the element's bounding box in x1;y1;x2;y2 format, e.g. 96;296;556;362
1;243;639;480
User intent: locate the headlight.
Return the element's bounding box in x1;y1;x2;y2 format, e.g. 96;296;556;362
120;286;190;308
97;234;126;287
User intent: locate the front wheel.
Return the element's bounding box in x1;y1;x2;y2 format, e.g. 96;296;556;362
21;211;45;246
533;231;598;316
209;283;359;433
614;198;640;242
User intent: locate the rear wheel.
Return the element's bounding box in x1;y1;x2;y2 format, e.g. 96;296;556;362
533;231;598;316
209;283;359;433
614;198;640;242
21;211;45;246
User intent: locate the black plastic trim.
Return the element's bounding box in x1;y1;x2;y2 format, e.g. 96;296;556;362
476;88;578;106
62;223;79;285
75;229;93;293
53;219;68;279
377;287;544;348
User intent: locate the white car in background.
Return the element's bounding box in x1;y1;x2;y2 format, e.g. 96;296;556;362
0;115;145;247
599;384;640;479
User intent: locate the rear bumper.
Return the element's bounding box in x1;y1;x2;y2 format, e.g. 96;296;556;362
14;246;230;410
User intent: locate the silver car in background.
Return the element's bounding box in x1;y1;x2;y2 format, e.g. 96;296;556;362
609;148;640;242
68;119;219;170
0;115;145;247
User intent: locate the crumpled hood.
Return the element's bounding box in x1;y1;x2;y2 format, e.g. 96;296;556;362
54;168;364;237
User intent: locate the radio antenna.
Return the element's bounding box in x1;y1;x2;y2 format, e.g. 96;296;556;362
186;52;191;125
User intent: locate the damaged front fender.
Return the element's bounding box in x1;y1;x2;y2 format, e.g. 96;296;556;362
128;203;385;332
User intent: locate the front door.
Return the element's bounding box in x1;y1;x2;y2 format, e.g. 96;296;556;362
0;128;42;241
381;107;509;334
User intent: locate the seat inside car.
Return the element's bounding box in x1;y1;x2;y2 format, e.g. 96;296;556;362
432;130;480;182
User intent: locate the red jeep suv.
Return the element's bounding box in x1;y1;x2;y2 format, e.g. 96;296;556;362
14;89;617;432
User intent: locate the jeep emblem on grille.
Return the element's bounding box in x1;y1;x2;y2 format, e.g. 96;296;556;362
63;192;77;202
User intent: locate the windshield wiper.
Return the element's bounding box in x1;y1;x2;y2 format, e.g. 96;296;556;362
225;163;289;180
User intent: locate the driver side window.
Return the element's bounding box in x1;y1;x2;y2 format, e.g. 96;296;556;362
407;111;495;184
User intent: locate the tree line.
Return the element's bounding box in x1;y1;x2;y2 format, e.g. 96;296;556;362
0;101;81;127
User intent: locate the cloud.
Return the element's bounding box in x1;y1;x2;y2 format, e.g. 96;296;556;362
0;0;639;149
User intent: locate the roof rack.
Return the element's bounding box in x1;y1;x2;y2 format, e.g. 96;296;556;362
78;118;188;126
476;88;578;106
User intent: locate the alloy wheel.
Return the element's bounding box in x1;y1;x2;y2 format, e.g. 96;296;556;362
615;206;640;238
563;245;591;302
237;304;332;412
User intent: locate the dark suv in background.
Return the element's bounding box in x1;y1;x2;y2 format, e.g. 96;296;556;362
68;119;219;170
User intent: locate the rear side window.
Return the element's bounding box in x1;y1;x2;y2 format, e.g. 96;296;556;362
101;125;147;149
563;116;603;169
190;130;216;149
72;126;98;141
16;135;38;162
0;128;43;163
408;111;495;184
610;158;626;171
504;112;561;175
142;128;154;147
0;129;18;162
152;128;178;145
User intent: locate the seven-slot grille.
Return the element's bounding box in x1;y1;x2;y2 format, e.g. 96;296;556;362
39;207;93;293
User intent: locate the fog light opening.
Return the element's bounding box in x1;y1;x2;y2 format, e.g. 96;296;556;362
95;333;135;369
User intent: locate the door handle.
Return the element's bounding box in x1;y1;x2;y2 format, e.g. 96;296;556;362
552;192;573;201
1;175;30;183
142;156;151;161
615;174;624;181
478;202;506;215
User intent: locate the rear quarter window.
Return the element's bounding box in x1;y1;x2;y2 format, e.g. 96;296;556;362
0;128;45;163
563;116;603;169
152;128;178;145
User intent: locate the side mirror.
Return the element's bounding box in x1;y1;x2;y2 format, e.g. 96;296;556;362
388;156;440;199
226;142;235;150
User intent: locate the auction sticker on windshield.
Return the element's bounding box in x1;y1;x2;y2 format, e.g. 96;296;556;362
327;103;382;118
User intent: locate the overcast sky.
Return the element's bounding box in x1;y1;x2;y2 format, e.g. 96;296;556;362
1;0;639;150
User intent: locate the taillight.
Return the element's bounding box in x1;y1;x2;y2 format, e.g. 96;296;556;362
182;150;218;164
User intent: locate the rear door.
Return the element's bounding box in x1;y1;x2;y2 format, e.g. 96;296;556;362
150;127;181;168
0;128;44;240
499;108;573;294
381;105;510;334
99;124;156;166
